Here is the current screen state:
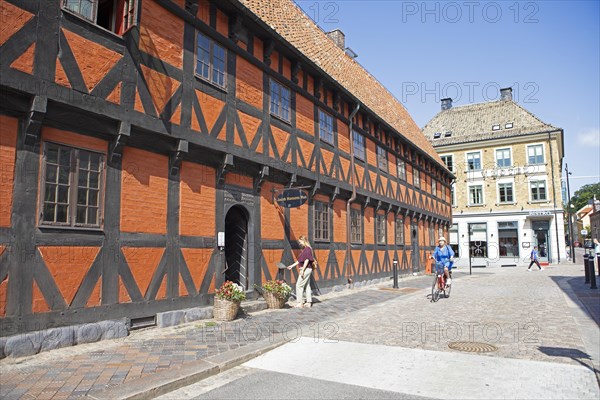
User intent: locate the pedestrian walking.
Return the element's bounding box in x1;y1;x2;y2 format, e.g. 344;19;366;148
527;246;544;271
287;235;315;308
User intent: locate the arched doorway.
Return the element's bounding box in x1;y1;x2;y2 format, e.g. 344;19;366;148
224;206;249;290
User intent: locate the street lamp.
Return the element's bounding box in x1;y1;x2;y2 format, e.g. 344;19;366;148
566;164;575;263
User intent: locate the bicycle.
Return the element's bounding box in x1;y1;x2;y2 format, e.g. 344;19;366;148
431;263;452;302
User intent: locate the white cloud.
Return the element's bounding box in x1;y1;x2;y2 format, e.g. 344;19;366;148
578;128;600;147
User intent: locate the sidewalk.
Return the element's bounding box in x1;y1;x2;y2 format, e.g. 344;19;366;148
0;274;432;400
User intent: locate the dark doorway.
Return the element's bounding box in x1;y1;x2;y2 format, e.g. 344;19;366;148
225;206;249;290
411;221;419;272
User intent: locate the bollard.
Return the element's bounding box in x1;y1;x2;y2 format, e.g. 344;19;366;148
393;258;399;289
588;252;597;289
583;254;590;284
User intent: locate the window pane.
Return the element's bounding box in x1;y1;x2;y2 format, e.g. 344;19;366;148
89;172;99;189
87;207;98;225
47;145;59;164
59;166;70;184
46;165;58;183
43;203;56;222
78;170;89;187
59;148;71;166
77;206;87;223
57;185;70;203
77;188;88;205
44;184;57;202
56;205;68;223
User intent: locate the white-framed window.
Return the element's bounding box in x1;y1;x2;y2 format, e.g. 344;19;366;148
353;131;365;161
498;182;514;203
196;32;226;88
395;217;404;245
63;0;137;35
530;180;547;201
451;183;456;207
469;184;484;205
269;80;290;122
466;151;482;171
496;148;512;168
319;109;334;144
377;145;388;172
350;208;362;243
527;144;544;165
432;179;437;196
440;154;454;172
376;214;386;245
314;201;330;241
413;168;420;188
397;159;406;181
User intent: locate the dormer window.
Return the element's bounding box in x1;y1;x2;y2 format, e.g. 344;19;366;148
492;124;501;131
505;122;513;129
433;132;441;139
444;131;452;137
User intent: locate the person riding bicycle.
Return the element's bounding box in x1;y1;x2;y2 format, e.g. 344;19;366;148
430;237;455;286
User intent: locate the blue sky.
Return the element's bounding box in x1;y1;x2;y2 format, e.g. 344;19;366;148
296;0;600;194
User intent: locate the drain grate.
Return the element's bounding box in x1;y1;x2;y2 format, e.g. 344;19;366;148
448;341;498;353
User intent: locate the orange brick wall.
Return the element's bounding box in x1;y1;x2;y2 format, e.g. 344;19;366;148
0;116;18;227
364;207;374;244
225;173;253;189
366;138;376;168
216;9;228;37
333;199;347;242
261;182;285;240
236;56;263;110
338;121;350;154
296;95;314;135
290;202;308;241
121;147;168;234
139;0;183;69
387;213;395;245
180;161;216;237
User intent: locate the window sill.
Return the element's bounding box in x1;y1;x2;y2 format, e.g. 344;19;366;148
528;200;550;204
194;75;227;94
466;204;486;208
38;225;104;233
270;113;291;126
496;202;517;206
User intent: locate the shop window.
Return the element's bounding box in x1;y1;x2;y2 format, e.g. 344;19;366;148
468;223;487;258
40;142;104;228
498;221;519;257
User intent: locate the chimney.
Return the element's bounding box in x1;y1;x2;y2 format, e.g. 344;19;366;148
500;87;513;101
441;98;452;110
326;29;345;50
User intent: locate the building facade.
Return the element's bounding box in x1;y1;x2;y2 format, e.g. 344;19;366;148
0;0;452;335
424;88;565;267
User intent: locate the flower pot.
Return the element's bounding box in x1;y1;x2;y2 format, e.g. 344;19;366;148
263;291;288;309
213;297;240;321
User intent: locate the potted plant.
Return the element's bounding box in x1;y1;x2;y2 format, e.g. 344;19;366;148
261;280;292;309
213;281;246;321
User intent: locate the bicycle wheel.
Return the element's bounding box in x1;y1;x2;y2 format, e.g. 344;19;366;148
431;274;440;302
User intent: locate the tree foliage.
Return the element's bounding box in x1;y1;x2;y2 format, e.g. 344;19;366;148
569;183;600;211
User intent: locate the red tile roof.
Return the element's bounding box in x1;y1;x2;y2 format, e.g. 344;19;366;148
238;0;443;166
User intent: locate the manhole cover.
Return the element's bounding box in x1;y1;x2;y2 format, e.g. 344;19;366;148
448;341;498;353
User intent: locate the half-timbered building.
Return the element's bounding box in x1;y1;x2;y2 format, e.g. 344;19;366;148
0;0;452;336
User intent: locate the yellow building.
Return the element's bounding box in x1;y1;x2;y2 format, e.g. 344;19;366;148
424;88;565;266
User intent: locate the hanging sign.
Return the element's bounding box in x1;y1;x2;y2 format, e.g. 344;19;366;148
276;189;308;208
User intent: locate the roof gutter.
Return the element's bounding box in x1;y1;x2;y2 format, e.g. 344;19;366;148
346;102;360;283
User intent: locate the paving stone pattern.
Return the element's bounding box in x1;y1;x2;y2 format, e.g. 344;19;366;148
0;279;421;400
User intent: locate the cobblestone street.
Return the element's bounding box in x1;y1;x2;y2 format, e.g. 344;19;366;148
0;263;598;399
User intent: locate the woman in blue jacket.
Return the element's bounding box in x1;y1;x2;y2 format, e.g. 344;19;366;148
430;237;455;285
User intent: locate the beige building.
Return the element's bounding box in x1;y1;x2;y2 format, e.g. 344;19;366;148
424;88;566;267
